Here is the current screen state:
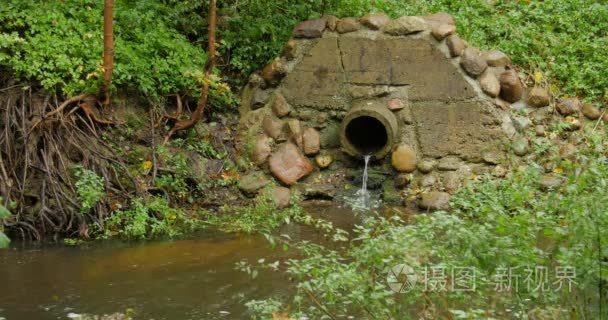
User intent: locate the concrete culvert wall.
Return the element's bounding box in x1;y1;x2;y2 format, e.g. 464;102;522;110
237;12;531;208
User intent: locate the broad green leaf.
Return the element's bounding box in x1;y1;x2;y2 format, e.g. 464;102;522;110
0;232;10;249
0;204;10;219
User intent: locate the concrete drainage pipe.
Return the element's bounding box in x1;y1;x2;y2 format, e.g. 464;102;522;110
340;102;399;159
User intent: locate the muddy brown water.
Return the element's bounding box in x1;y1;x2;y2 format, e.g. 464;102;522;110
0;204;359;320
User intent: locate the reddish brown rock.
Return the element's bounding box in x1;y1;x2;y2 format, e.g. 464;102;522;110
446;34;466;57
394;174;411;189
499;69;523;103
360;12;391;30
302;127;320;155
337;17;361;33
556;97;581;116
387;98;405;110
272;93;291;117
252;134;272;165
261;59;287;86
293;18;327;38
268;143;314;186
527;87;551;108
479;71;500;97
262;115;284;140
431;24;456;41
460;48;488;78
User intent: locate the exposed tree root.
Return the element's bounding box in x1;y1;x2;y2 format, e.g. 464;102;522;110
0;86;132;240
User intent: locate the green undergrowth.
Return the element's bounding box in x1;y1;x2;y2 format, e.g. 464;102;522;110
203;190;349;240
2;0;606;102
246;128;608;319
203;193;302;234
99;196;200;241
0;202;11;248
0;0;207;100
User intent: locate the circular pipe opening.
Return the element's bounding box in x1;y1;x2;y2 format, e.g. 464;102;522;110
340;102;399;159
344;116;388;156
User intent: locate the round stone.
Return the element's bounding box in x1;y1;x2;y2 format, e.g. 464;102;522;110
417;159;437;173
556;98;581;116
479;71;500;97
460;48;488;78
418;191;451;210
483;50;511;67
336;17;361;34
446;34;466;57
581;103;601;120
394;174;411;189
535;125;545;136
268;186;291;209
527;87;551;108
512;136;529;156
391;144;417;173
315;153;333;169
499;69;523;103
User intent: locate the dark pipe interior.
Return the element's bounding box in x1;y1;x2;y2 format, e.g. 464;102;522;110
345;116;388;155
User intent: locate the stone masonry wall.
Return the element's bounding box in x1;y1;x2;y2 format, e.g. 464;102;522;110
236;12;543;210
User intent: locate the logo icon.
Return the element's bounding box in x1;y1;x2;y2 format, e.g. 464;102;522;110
387;263;417;293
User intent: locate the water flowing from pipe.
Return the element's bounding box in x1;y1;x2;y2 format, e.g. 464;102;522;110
355;154;371;208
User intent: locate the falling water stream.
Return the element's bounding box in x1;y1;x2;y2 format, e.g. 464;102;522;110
355;154;372;208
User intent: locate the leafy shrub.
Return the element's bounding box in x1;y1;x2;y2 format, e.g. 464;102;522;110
204;191;303;234
2;0;606;102
255;130;608;319
0;203;10;248
73;166;105;214
103;196;198;240
0;0;207;100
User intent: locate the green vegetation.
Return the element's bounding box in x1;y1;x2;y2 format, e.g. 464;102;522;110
203;192;302;234
246;129;607;319
0;203;10;248
2;0;606;102
0;0;207;100
102;196;199;240
73;166;106;214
